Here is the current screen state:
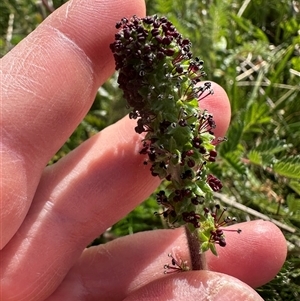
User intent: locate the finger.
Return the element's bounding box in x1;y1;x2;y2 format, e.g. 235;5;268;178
207;220;287;288
123;272;264;301
0;115;160;301
0;0;146;248
45;221;285;300
199;82;231;139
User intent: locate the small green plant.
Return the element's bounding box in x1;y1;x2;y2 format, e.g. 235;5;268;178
110;15;240;270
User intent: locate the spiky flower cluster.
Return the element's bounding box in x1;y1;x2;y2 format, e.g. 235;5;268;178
110;15;234;253
164;253;190;274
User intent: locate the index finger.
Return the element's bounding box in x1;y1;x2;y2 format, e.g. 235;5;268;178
44;221;286;300
0;0;146;249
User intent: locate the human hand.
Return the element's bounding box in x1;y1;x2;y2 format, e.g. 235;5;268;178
0;0;287;300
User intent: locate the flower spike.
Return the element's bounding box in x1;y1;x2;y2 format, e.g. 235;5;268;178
110;15;239;263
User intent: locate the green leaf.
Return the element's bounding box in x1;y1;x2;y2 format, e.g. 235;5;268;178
287;194;300;214
274;156;300;179
243;102;271;134
200;241;210;253
223;151;247;175
260;153;275;166
230;14;268;42
256;139;291;155
248;150;262;165
266;44;296;95
209;243;218;256
288;180;300;196
248;140;288;167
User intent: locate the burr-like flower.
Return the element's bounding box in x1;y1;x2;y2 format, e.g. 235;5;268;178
110;15;238;257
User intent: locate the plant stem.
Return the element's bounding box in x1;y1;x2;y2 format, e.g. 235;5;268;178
185;225;207;270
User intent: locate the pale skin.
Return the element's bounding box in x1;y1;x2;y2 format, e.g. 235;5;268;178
0;0;287;300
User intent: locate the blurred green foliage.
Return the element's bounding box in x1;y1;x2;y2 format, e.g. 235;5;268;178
1;0;300;298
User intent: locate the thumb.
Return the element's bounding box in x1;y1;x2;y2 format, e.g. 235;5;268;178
124;271;263;301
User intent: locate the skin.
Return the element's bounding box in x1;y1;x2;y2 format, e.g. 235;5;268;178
0;0;287;300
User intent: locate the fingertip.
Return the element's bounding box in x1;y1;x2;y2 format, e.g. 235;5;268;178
207;220;287;288
200;82;231;138
124;271;263;301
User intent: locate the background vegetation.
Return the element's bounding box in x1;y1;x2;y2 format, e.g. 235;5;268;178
1;0;300;299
